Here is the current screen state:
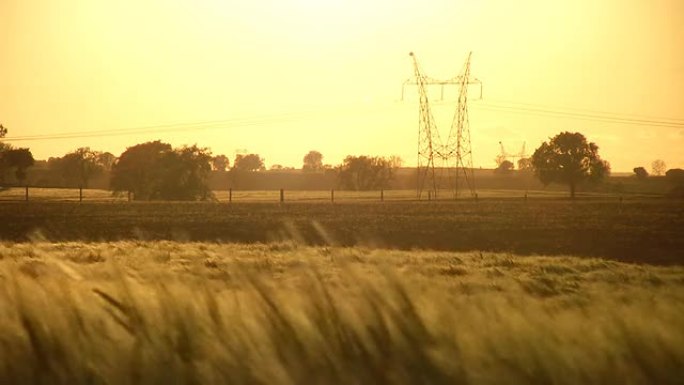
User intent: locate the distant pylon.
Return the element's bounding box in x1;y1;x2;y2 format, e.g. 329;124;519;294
497;141;528;168
406;52;481;199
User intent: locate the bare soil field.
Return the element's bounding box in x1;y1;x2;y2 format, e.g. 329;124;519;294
1;198;682;264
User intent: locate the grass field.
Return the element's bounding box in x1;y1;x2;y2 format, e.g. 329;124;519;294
1;241;683;384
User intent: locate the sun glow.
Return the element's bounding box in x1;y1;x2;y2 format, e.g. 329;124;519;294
0;0;682;170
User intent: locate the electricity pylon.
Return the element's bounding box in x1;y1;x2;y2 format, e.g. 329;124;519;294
405;52;481;199
497;141;528;167
408;52;439;199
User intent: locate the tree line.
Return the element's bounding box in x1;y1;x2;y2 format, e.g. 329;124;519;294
2;124;683;200
0;126;405;200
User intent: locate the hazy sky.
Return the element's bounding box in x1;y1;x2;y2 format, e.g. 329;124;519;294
1;0;682;171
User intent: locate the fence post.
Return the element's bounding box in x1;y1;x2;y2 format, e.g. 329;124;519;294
380;189;384;202
331;189;335;203
25;186;29;202
280;188;284;203
229;188;232;203
79;186;83;203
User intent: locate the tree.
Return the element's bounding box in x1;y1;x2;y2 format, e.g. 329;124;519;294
337;155;395;190
0;125;10;185
3;148;35;184
531;132;610;198
110;141;173;200
302;150;323;172
665;169;684;184
633;167;649;180
98;152;116;171
0;124;14;178
58;147;105;188
233;154;264;172
388;155;404;169
212;155;230;172
154;145;213;200
110;141;213;201
517;157;533;172
494;160;514;174
494;154;507;168
665;169;684;198
652;159;666;176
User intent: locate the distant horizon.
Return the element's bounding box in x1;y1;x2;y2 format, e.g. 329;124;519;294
6;139;679;175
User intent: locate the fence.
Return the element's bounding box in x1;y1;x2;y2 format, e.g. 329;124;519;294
0;187;406;203
0;186;612;203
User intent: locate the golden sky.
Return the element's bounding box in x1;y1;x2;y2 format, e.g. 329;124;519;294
1;0;683;171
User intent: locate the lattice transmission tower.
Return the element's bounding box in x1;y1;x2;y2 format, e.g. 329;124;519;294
403;52;481;199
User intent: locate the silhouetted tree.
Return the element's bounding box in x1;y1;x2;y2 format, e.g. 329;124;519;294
302;150;323;172
531;132;610;198
494;160;514;174
388;155;404;169
665;169;684;184
494;154;507;168
233;154;264;172
633;167;649;180
154;145;213;200
98;152;116;171
651;159;666;176
337;155;395;190
517;157;533;172
0;125;10;185
212;155;230;171
665;168;684;198
3;148;35;184
57;147;105;188
110;141;213;201
110;141;172;200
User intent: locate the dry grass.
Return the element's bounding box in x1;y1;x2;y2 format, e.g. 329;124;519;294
0;241;683;384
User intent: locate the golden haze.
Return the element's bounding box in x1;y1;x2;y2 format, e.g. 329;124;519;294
0;0;682;171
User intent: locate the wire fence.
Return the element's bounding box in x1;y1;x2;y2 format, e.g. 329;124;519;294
0;186;621;203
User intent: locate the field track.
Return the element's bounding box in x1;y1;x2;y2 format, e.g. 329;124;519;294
2;198;682;265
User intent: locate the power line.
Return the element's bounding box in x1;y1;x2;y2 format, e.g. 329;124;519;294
2;102;407;142
469;103;684;128
484;99;684;123
3;99;683;143
426;99;684;128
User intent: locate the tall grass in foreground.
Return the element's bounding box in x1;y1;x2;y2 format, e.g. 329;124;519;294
0;241;683;384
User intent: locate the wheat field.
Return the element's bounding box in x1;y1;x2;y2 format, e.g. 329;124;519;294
0;241;682;384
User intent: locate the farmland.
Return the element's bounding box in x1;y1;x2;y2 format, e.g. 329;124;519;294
1;191;683;384
0;241;682;384
0;194;682;264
